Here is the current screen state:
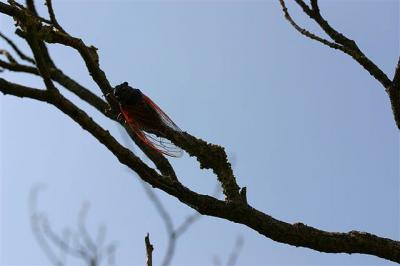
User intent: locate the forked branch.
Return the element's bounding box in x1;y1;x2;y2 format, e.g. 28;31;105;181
279;0;400;129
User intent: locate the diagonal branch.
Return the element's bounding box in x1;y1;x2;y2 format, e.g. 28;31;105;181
0;49;17;63
0;38;178;181
44;0;67;34
0;78;48;101
145;233;154;266
2;1;241;200
0;58;110;116
393;57;400;87
169;131;241;201
278;0;344;51
279;0;399;129
24;0;56;68
287;0;392;88
388;57;400;128
1;77;400;263
25;33;58;91
0;31;35;64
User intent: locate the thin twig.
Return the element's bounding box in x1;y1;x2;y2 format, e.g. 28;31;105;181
78;203;99;257
279;0;398;128
392;57;400;87
29;186;64;266
226;236;244;266
0;49;17;63
28;185;118;266
0;31;35;64
23;0;56;67
278;0;344;51
145;233;154;266
45;0;67;33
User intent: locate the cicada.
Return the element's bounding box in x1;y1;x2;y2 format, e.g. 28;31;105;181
113;82;182;157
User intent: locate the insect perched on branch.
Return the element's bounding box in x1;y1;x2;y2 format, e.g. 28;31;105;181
112;82;183;157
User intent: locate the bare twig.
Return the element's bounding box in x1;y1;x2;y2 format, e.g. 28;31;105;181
45;0;67;33
0;49;17;63
279;0;399;129
0;31;35;64
226;236;244;266
393;57;400;87
145;233;154;266
25;0;38;15
29;186;117;266
30;186;64;266
121;128;202;266
278;0;344;51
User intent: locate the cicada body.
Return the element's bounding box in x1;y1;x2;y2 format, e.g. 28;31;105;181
113;82;182;157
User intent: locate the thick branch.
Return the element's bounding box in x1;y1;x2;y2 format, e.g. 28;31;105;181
0;55;178;180
2;1;240;199
389;57;400;128
24;0;56;68
393;57;400;87
169;130;241;201
25;32;57;91
1;78;400;262
0;78;48;101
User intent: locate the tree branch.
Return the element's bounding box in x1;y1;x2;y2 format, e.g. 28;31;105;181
389;57;400;128
145;233;154;266
0;77;48;101
44;0;67;34
25;33;58;91
0;35;178;181
1;75;400;263
278;0;344;51
0;31;35;64
24;0;56;68
2;1;242;199
280;0;399;129
30;186;117;266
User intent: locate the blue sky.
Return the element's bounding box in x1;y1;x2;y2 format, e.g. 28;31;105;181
1;0;399;265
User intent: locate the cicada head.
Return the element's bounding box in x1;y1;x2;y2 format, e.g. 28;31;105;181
114;82;143;106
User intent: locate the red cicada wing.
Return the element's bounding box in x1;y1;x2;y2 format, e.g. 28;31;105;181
120;106;183;157
142;94;182;132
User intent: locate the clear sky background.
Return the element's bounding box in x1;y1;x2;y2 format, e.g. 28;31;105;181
0;0;399;265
